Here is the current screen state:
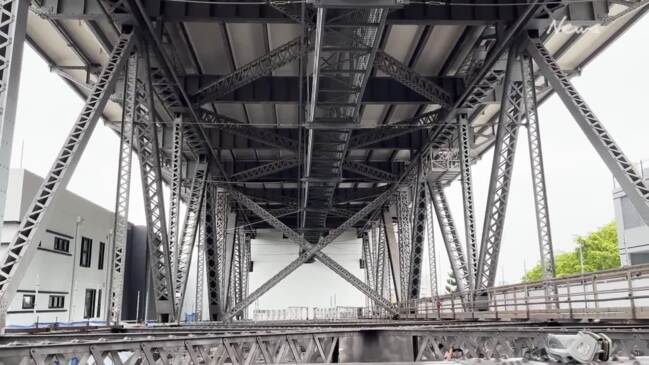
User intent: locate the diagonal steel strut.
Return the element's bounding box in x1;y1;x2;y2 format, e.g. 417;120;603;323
0;31;135;328
527;36;649;228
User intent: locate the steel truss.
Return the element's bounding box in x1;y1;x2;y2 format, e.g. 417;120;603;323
424;185;438;298
303;5;388;241
407;177;427;299
342;161;397;182
396;190;411;301
225;187;398;318
4;327;645;363
527;37;649;229
0;32;134;327
348;110;443;149
375;220;387;300
195;206;206;321
193;35;309;105
457;114;477;289
134;43;175;321
232;159;301;182
520;54;555;280
174;160;208;316
428;182;470;300
373;51;452;109
203;186;224;320
382;205;401;303
107;53;138;324
0;0;27;233
475;51;524;291
169;116;183;283
197;109;297;151
361;232;375;292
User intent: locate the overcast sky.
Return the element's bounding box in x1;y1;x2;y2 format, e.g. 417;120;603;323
8;15;649;296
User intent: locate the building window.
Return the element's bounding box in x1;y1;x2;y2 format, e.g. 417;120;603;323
53;236;70;252
48;295;65;309
22;294;35;309
98;242;105;270
80;237;92;267
84;289;96;319
96;289;102;318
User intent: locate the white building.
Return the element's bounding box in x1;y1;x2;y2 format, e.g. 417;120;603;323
613;162;649;265
0;169;117;326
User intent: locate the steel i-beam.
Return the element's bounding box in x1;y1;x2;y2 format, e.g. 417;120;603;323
361;232;375;291
475;50;524;291
106;52;138;325
0;32;134;330
134;44;175;322
0;0;27;234
520;54;556;280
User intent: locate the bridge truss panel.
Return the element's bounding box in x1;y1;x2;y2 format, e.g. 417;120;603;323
475;51;523;291
135;45;175;321
0;32;134;326
107;53;138;324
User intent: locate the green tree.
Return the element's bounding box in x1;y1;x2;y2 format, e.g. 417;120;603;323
445;271;457;293
522;222;620;282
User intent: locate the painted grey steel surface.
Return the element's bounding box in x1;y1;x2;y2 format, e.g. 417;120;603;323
0;32;134;329
475;51;524;291
134;45;175;322
520;55;556;280
0;0;27;238
107;53;138;325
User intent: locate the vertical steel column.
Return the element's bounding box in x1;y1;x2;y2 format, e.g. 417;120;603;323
458;113;477;288
229;229;243;317
475;51;523;291
375;220;387;299
527;37;649;228
0;32;134;330
407;177;427;299
382;205;401;303
0;0;27;233
174;161;208;318
168;116;183;282
134;44;175;322
521;55;555;280
425;185;438;298
107;52;138;325
203;185;223;320
361;232;375;291
222;211;237;312
195;205;205;321
241;233;251;319
396;191;411;301
429;181;470;300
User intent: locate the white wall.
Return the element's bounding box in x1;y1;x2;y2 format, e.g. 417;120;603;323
247;229;365;314
0;169;114;326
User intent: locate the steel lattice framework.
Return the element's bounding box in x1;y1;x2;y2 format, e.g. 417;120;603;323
0;0;648;336
107;53;138;324
475;51;524;291
0;31;134;327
